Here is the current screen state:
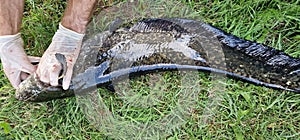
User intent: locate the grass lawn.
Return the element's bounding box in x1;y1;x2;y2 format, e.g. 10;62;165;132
1;0;299;139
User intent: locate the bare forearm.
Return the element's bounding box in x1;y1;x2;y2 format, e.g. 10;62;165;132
0;0;25;35
61;0;97;34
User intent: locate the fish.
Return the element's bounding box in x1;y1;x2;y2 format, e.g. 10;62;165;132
15;18;300;102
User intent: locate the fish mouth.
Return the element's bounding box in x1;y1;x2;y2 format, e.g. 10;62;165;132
15;54;73;102
15;74;74;102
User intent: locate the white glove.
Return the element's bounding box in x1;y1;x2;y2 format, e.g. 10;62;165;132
0;33;39;88
36;23;84;90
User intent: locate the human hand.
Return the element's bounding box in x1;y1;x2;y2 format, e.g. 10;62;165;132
0;33;40;88
36;23;84;90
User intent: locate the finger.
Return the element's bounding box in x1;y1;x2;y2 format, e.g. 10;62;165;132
4;69;21;89
12;54;37;74
20;61;36;74
20;72;29;81
36;65;41;78
28;56;41;65
37;66;50;84
33;64;38;70
62;64;74;90
28;56;41;63
10;79;19;89
49;63;62;86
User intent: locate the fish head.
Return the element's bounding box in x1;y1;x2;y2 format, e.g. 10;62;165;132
15;74;74;102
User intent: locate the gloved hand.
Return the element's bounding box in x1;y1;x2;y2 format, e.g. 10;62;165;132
36;23;84;90
0;33;39;88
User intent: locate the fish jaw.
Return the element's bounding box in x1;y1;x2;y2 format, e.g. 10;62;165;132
15;74;74;102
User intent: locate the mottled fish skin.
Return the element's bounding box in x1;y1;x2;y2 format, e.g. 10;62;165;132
15;18;300;102
15;74;74;102
95;18;300;92
199;22;300;91
15;53;72;102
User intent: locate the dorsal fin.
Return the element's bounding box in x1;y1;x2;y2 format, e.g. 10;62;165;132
129;18;187;34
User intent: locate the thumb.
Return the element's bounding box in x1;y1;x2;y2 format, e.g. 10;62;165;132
20;63;36;75
62;63;74;90
3;67;21;89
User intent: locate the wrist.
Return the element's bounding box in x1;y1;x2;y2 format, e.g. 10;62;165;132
0;33;23;59
0;33;21;41
61;19;88;34
0;33;22;47
60;0;97;34
0;27;20;36
57;23;85;39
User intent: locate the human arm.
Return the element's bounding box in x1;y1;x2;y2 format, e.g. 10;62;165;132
36;0;97;90
0;0;24;35
0;0;39;88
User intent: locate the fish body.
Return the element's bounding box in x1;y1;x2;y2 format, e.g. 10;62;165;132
15;18;300;102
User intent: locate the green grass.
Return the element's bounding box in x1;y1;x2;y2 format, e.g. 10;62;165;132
1;0;300;139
